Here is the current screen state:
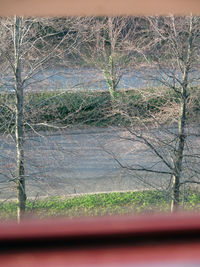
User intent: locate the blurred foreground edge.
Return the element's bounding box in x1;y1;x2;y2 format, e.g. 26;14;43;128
0;0;200;16
0;213;199;266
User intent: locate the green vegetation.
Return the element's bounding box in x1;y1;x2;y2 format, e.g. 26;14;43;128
0;190;199;221
1;86;199;132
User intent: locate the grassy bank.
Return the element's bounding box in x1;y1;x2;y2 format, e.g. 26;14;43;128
0;86;199;132
0;190;199;221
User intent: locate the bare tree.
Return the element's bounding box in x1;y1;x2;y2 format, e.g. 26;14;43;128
0;16;82;222
106;15;200;212
80;17;148;98
147;15;200;211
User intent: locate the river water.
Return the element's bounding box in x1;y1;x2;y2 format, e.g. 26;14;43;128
2;67;199;92
25;68;160;91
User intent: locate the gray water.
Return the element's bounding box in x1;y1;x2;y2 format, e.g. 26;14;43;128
26;68;159;91
1;67;199;92
24;67;200;91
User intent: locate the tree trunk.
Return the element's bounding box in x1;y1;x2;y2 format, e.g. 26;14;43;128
14;16;26;223
170;68;188;213
171;175;180;212
16;82;26;222
171;96;186;212
170;16;194;213
104;55;118;100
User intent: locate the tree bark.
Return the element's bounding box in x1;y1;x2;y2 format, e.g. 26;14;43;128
14;16;26;223
171;16;193;212
171;88;186;212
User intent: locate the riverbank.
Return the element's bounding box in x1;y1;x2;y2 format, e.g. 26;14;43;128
1;86;199;132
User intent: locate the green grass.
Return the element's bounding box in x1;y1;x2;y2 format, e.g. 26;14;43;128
0;190;199;221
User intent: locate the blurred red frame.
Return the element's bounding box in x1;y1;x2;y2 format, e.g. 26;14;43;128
0;214;200;266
